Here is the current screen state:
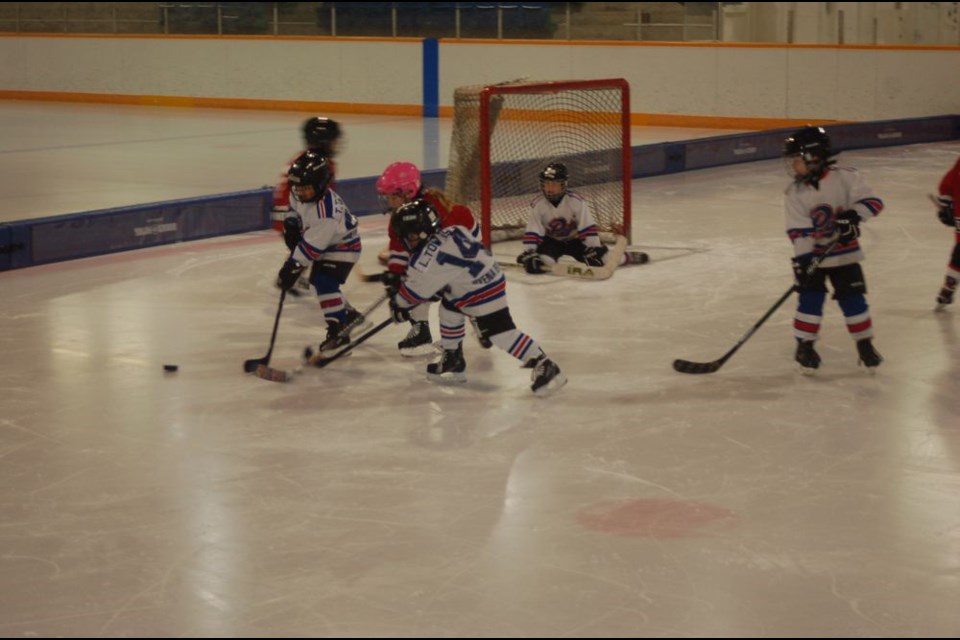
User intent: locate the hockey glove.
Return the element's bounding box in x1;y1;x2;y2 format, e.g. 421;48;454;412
582;244;609;267
282;217;303;251
791;256;814;289
381;270;404;297
834;209;861;242
517;250;547;274
936;195;955;228
277;259;306;291
389;297;411;323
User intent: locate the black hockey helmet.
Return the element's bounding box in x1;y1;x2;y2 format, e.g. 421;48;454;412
539;162;568;205
287;151;333;202
539;162;568;184
783;126;836;184
392;198;442;251
302;117;341;155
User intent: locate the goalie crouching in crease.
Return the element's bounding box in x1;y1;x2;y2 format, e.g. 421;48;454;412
517;162;647;274
385;199;567;396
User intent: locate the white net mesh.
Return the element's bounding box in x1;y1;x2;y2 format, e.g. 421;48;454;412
446;79;631;244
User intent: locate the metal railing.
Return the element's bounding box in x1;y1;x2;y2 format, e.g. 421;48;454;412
0;2;722;41
1;3;956;44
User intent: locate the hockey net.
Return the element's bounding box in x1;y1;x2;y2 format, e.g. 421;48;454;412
446;78;631;246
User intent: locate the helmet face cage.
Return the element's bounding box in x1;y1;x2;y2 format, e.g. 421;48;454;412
783;127;833;183
302;117;341;155
539;162;568;205
392;199;441;251
288;151;333;203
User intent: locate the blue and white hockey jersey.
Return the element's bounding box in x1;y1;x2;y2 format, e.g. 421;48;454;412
289;189;361;266
394;226;508;318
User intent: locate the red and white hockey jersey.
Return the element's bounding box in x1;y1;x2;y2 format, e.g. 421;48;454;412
784;166;884;268
522;190;602;251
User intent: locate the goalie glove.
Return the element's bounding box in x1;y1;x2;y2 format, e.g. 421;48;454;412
834;209;861;242
936;195;955;228
517;250;547;274
582;244;608;267
277;258;306;291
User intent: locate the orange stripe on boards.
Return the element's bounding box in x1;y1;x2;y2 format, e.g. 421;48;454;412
0;90;421;116
631;113;845;130
0;90;843;130
3;33;958;51
440;38;960;52
0;32;421;44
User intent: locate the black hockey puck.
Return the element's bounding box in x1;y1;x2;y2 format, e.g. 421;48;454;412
163;364;179;373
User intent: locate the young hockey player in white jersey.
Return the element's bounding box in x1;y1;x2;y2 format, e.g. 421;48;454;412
516;162;647;273
276;150;365;352
782;126;884;373
273;116;342;294
386;199;567;395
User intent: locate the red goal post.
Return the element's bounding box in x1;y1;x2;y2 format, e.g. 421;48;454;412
445;78;631;247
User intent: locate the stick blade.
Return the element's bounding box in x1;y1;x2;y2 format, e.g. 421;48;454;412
243;357;267;373
255;364;290;383
672;359;722;375
306;350;351;369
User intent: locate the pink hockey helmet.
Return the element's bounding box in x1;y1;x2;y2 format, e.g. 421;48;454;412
376;162;421;199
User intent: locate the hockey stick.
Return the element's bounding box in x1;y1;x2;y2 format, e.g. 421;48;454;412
301;292;390;362
252;293;391;383
355;246;391;283
308;317;395;368
673;236;841;374
499;235;628;281
243;287;287;374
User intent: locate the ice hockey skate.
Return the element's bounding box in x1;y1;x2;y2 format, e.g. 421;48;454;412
935;287;954;312
318;320;350;352
529;355;567;395
624;250;650;265
856;338;883;373
317;307;370;352
398;320;436;357
426;344;467;384
341;306;370;338
794;339;821;374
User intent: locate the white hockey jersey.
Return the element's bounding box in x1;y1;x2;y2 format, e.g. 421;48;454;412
522;191;602;251
289;188;361;265
395;226;508;318
784;165;883;268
